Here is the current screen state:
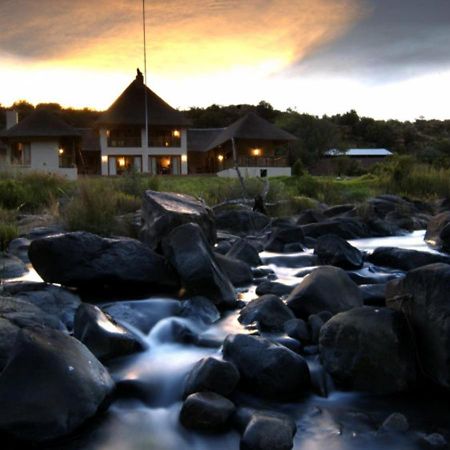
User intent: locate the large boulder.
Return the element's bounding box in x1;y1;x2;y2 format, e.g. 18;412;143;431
301;218;370;240
215;253;254;286
223;334;310;399
286;266;363;319
265;226;305;253
0;327;114;442
163;223;236;308
255;281;294;297
424;212;450;252
28;232;178;292
139;190;216;249
314;234;363;270
239;295;295;331
319;306;417;394
368;247;450;271
386;263;450;389
0;253;27;279
74;304;146;361
225;238;262;267
184;357;240;398
215;210;270;236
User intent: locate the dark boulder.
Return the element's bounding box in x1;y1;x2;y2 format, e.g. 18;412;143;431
284;318;310;343
301;218;370;240
239;295;295;331
0;327;114;442
262;254;318;269
215;253;254;286
286;266;363;319
74;304;146;361
265;226;305;253
359;283;387;306
179;392;235;431
0;253;27;279
296;209;326;225
314;234;363;270
215;210;270;236
226;238;262;267
368;247;450;271
28;232;178;292
184;357;240;398
322;204;355;218
7;237;31;263
240;410;297;450
223;334;310;400
139;190;216;249
255;281;294;297
319;306;417;394
425;212;450;252
179;296;220;325
386;263;450;389
163;223;236;307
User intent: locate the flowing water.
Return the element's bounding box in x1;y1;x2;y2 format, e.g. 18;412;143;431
5;231;450;449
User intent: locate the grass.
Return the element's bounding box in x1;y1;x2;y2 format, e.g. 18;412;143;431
0;208;18;251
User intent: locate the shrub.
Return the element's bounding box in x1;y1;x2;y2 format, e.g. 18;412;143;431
0;223;18;251
292;159;305;177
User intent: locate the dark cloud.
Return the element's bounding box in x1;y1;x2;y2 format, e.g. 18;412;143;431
291;0;450;82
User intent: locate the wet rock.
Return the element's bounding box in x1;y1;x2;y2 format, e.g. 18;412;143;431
287;266;363;319
419;433;448;448
0;327;114;442
241;410;297;450
2;282;81;330
180;296;220;325
0;253;27;280
150;317;198;344
215;253;254;287
296;209;326;225
314;234;363;270
425;211;450;252
252;267;276;280
163;223;236;308
386;263;450;389
319;306;417;394
239;295;295;331
179;392;235;431
359;283;387;306
323;204;355;218
301;218;370;240
28;232;178;292
223;334;310;400
368;247;450;271
215;210;270;236
308;314;324;344
380;413;409;432
384;210;415;232
139;190;216;249
6;237;31;263
226;238;262;267
102;299;181;334
25;225;63;240
262;254;318;269
265;226;305;253
74;304;145;361
214;239;234;255
184;357;240;398
284;318;310;342
268;335;303;354
255;280;294;297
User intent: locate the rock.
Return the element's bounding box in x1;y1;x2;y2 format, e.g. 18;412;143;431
425;211;450;252
265;226;305;253
25;225;63;240
308;314;324;344
139;190;216;249
223;334;310;400
28;232;178;292
0;252;27;279
179;296;220;325
0;327;114;442
319;306;416;394
301;218;370;240
322;204;355;218
2;281;81;330
215;253;254;286
239;295;295;331
184;357;240;398
226;238;262;267
359;284;386;306
284;318;310;342
296;209;326;225
163;223;236;308
314;234;363;270
262;254;318;269
368;247;450;271
179;392;235;431
386;263;450;389
102;299;181;334
6;237;31;263
255;281;294;297
384;211;415;231
215;210;270;236
380;413;409;432
214;239;234;255
74;304;145;361
420;433;448;448
286;266;363;319
241;410;297;450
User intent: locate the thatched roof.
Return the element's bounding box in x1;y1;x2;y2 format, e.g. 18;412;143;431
0;110;80;138
204;112;297;151
187;128;224;152
96;70;189;128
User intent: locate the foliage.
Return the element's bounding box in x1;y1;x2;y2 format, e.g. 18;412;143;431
0;208;18;251
291;159;305;176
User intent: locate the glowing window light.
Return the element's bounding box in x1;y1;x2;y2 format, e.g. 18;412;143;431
101;155;108;163
118;157;126;167
217;154;224;162
251;148;262;156
181;154;188;162
58;148;64;155
173;130;181;138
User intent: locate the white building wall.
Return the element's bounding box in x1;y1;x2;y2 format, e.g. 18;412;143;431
217;167;292;178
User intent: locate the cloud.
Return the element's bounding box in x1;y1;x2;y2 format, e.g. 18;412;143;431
0;0;363;76
291;0;450;82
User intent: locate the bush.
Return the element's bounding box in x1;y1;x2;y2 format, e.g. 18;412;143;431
292;159;305;176
0;208;18;251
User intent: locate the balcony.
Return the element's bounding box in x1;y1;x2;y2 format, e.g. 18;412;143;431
221;156;289;169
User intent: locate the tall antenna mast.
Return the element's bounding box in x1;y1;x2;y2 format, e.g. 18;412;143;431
142;0;149;148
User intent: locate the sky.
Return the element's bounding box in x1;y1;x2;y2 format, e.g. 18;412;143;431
0;0;449;120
